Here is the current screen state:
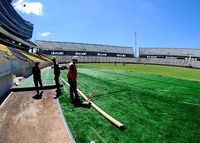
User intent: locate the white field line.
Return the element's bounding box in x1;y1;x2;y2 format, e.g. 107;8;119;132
42;68;48;85
90;127;106;143
0;92;13;108
183;102;200;107
44;70;48;85
41;67;50;85
61;78;124;129
47;70;51;85
56;98;76;143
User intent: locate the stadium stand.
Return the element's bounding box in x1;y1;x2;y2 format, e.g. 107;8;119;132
140;48;200;59
0;0;52;98
35;40;200;69
20;51;44;62
0;0;36;50
0;43;13;56
8;47;29;61
35;40;134;63
139;48;200;68
36;54;52;61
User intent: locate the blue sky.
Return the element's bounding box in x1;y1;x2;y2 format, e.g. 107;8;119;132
13;0;200;48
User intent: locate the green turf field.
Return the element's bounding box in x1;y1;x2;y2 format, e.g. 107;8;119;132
59;64;200;143
16;64;200;142
78;63;200;81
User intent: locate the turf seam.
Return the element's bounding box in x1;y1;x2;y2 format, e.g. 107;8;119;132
96;69;200;89
183;102;200;107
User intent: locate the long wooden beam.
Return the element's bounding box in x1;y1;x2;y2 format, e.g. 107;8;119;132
61;78;125;130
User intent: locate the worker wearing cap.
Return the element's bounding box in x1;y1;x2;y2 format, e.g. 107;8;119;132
32;61;43;95
67;56;80;105
52;58;61;94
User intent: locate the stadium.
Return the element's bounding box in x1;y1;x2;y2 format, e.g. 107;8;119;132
0;0;200;143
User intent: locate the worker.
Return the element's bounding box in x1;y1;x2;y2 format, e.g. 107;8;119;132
52;58;61;94
67;56;80;105
32;61;43;95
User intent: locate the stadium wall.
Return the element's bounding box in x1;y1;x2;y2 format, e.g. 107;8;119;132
0;62;13;99
0;73;13;99
53;55;134;64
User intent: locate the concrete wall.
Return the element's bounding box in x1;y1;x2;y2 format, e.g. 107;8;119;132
0;73;13;99
0;62;11;76
22;61;52;78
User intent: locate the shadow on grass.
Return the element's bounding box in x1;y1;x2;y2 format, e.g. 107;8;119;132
72;100;92;109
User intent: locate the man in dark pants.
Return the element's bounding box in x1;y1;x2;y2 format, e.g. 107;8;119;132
67;56;80;105
52;58;61;93
32;62;43;95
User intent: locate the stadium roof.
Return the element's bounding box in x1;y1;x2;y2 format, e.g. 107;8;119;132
35;40;133;54
0;27;36;48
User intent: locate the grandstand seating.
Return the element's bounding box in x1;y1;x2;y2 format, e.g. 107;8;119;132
8;47;29;61
138;48;200;68
37;54;52;61
35;42;200;69
137;57;200;68
140;47;200;59
53;55;134;64
20;51;44;62
0;0;53;99
0;56;7;62
7;46;45;62
36;40;135;64
0;44;13;56
35;40;134;57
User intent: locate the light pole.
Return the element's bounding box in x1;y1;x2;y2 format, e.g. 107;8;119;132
135;32;137;57
134;32;139;57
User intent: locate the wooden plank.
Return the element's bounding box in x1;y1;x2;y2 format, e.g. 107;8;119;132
61;78;125;130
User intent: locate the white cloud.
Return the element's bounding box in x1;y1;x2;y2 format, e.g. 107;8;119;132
13;0;43;16
40;32;51;37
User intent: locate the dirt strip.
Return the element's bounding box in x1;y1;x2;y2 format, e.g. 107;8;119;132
0;90;72;143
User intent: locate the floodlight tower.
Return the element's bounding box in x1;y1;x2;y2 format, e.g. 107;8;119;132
134;32;139;57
